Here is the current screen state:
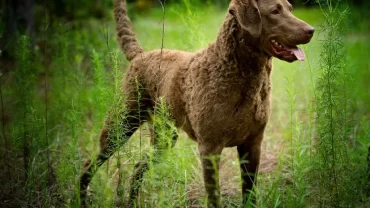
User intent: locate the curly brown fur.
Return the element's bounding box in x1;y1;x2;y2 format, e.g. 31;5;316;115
114;0;144;61
79;0;314;207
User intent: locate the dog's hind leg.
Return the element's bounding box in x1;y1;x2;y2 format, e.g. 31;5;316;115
79;93;152;207
127;121;178;207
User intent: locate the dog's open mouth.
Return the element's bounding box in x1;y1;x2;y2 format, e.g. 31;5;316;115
270;39;306;61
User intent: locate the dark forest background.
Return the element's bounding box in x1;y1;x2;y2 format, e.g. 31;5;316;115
0;0;368;61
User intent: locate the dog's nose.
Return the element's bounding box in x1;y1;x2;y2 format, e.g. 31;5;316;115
305;26;315;35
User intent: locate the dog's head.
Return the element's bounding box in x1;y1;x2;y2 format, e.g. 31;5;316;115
229;0;314;62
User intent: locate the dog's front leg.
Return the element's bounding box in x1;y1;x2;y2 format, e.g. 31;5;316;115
237;133;263;206
199;144;223;208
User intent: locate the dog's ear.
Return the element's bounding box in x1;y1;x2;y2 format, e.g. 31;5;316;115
229;0;262;37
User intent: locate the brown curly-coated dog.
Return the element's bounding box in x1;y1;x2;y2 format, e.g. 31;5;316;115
80;0;314;207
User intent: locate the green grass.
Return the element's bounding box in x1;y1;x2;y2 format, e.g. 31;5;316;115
1;2;369;208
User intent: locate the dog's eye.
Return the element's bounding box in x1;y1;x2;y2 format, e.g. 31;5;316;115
271;10;280;15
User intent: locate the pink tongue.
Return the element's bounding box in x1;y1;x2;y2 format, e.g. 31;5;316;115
290;47;306;61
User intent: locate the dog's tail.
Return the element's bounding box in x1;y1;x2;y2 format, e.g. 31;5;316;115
114;0;144;61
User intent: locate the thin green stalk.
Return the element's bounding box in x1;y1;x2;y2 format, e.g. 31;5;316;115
110;49;125;205
135;77;142;159
17;36;31;182
315;0;352;206
42;0;51;187
159;0;166;72
326;26;340;207
286;76;296;175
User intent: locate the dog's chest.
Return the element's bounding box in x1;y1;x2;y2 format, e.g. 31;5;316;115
218;70;271;141
184;61;272;144
201;73;270;125
234;77;271;124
